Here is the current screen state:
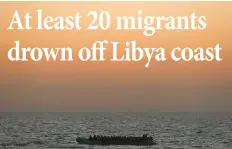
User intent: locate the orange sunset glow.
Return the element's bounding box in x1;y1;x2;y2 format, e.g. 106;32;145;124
0;2;232;112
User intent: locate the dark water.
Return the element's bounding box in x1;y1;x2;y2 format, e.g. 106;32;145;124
0;112;232;149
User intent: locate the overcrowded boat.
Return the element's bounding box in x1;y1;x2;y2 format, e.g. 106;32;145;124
76;134;156;146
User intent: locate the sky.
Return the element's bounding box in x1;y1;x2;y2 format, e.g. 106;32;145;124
0;2;232;112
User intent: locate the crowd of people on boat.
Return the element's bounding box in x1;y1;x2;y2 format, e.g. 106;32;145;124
88;134;153;141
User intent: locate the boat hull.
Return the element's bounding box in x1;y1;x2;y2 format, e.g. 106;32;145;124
76;137;156;146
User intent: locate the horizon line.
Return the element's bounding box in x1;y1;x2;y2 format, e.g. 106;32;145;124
1;111;232;113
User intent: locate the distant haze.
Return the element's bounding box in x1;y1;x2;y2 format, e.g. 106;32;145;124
0;2;232;112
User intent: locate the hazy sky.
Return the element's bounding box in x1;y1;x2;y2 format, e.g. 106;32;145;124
0;2;232;112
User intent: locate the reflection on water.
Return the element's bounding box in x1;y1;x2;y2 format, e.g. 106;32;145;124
0;112;232;149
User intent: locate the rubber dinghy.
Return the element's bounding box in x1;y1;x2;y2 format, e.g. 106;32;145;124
76;135;157;146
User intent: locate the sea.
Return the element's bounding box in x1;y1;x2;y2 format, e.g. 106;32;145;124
0;112;232;149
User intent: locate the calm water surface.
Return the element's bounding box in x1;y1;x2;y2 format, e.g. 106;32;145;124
0;112;232;149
